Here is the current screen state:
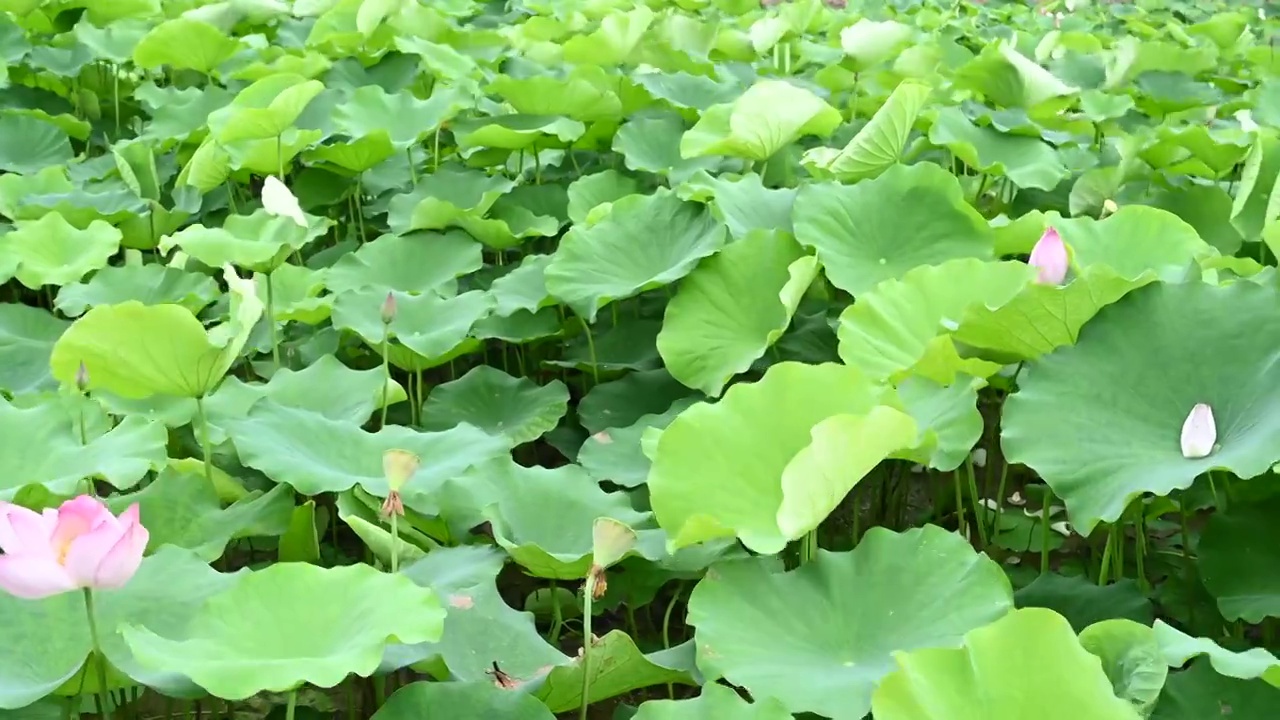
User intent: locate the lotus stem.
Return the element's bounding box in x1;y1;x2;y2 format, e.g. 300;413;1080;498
195;397;214;487
1098;525;1114;586
579;573;596;720
964;457;989;548
407;147;417;186
1040;486;1053;574
578;315;598;385
284;689;297;720
83;588;113;720
389;512;399;574
662;582;684;699
988;462;1008;539
266;272;280;371
549;581;563;644
953;470;967;539
378;334;390;430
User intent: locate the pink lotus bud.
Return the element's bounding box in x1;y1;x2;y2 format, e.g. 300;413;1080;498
1180;403;1216;459
75;362;89;392
0;496;148;600
1028;227;1069;285
380;292;396;325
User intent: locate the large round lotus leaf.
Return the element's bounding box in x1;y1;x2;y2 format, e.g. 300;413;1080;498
614;113;721;183
579;398;699;488
208;74;323;144
896;376;986;472
0;548;240;708
385;165;515;236
331;289;492;368
530;632;696;712
0;115;72;174
0;304;68;395
1014;574;1154;632
55;264;219;318
1002;281;1280;535
546;188;726;322
490;66;622;121
631;682;793;719
802;82;931;183
676;170;797;239
657;230;817;397
332;84;467;149
450;115;585;152
578;369;698;434
324;230;483;296
122;563;445;700
252;265;331;324
420;366;569;447
0;214;120;289
927;107;1070;191
131;18;240;73
837;259;1034;383
680;79;842;162
50;269;264;399
371;681;555;720
0;396;166;499
1056;206;1215;282
226;400;508;497
1153;659;1280;720
871;608;1140;720
1078;619;1168;717
158;211;329;274
688;526;1013;719
1154;621;1280;688
793;163;995;296
488;254;554;316
1198;495;1280;623
648;362;893;554
398;546;567;681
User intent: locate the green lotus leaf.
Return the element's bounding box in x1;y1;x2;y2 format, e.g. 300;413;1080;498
325;230;483;296
452;184;568;250
1148;184;1242;255
122;563;445;700
546;188;726;321
928;107;1070;191
1078;619;1167;717
331;289;492;369
106;467;293;562
803;81;931;181
896;375;985;472
1015;574;1154;632
649;362;893;554
332;84;469;149
253;263;331;324
631;683;793;719
579;398;699;488
794;163;995;295
159;210;330;274
836;259;1034;383
955;39;1079;109
50;269;264;399
1230;130;1280;243
0;548;242;709
132;18;239;73
489;254;554;316
372;681;556;720
531;632;695;712
566;170;639;225
657;230;816;397
1003;281;1280;535
1153;621;1280;688
633;69;743;111
421;365;569;447
482;462;664;579
690;526;1013;719
226;400;507;497
677;171;796;239
0;214;120;289
55;264;219;318
305;133;394;174
578;369;699;434
489;65;622;122
614;113;721;183
0;115;72;174
0;395;166;499
399;545;568;681
839;19;914;71
872;608;1140;720
450;115;586;152
680;79;842;161
386;165;516;235
1198;495;1280;623
0;304;68;395
1153;659;1280;720
208;73;324;145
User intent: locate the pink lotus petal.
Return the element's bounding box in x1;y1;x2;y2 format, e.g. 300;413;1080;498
0;503;55;555
1028;227;1069;285
0;554;77;600
1181;403;1216;459
51;496;110;552
91;520;148;590
62;519;128;588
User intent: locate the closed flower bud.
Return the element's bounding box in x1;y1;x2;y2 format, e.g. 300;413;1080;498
1180;403;1216;459
75;362;89;392
1028;227;1069;285
380;292;397;325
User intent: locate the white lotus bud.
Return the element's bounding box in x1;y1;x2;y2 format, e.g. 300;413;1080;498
262;175;308;227
1180;403;1216;459
971;448;987;468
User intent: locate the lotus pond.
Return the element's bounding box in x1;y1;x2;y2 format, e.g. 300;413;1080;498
2;0;1280;717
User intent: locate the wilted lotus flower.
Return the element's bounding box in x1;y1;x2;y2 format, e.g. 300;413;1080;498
588;517;637;599
1028;227;1069;285
261;175;308;228
381;449;421;517
1180;403;1216;459
0;496;148;600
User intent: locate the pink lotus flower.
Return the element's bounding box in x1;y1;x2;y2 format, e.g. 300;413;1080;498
0;496;148;600
1029;227;1069;285
1180;403;1216;459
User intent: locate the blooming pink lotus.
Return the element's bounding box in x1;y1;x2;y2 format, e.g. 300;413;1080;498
0;496;148;600
1028;227;1069;285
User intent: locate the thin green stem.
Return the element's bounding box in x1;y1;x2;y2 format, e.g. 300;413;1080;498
1180;502;1196;626
1134;504;1148;591
578;315;599;385
964;457;989;548
83;589;113;720
549;581;564;644
1040;486;1054;575
389;512;399;574
285;690;297;720
661;581;684;698
276;135;284;180
195;397;214;487
579;574;596;720
989;462;1009;539
112;64;120;138
266;272;280;370
953;470;967;539
1098;525;1114;586
433;127;441;172
407;147;418;186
